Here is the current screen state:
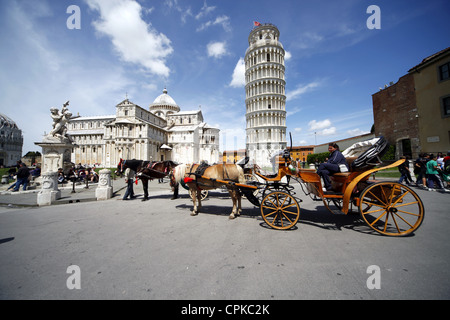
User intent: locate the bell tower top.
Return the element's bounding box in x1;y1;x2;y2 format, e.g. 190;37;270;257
248;23;281;46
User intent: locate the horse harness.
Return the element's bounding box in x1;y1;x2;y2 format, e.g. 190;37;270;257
186;163;236;190
122;160;171;180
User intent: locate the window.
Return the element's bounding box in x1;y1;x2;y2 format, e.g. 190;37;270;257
267;53;270;62
442;96;450;117
439;62;450;81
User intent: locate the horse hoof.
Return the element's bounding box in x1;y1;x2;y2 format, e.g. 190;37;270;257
190;212;198;216
229;215;236;220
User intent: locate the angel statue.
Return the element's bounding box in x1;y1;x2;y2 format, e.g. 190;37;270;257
48;101;73;141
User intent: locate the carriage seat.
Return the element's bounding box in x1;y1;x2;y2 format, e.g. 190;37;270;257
332;157;357;178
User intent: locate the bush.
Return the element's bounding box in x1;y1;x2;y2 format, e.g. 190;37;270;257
381;145;396;160
307;152;330;165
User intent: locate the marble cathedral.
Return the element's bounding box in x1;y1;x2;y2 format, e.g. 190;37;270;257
67;89;220;167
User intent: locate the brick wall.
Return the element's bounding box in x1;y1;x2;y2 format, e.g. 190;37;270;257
372;73;420;158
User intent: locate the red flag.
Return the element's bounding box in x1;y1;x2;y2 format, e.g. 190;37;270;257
254;21;261;27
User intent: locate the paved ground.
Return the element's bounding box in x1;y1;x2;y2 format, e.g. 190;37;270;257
0;178;449;301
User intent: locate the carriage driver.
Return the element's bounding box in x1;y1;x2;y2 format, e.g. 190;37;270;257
317;143;348;191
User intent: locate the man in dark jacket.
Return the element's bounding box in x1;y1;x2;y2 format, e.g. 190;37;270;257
317;143;348;191
13;163;30;191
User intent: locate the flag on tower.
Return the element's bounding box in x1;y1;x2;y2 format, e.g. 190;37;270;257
254;21;261;26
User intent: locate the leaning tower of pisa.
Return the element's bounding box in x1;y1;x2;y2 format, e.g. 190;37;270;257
245;23;287;169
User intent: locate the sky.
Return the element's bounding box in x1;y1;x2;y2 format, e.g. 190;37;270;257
0;0;449;154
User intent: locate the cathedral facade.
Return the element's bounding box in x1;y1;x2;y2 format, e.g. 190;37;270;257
67;89;220;167
245;23;287;168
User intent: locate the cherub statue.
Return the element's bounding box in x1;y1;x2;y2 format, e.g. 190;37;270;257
49;101;72;139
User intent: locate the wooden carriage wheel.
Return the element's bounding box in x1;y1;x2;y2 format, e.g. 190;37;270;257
358;182;424;236
260;191;300;230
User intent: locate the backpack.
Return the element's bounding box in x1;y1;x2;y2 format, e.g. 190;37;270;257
444;159;450;174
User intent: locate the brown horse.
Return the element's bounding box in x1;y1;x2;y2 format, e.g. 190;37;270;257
116;159;178;201
177;163;246;219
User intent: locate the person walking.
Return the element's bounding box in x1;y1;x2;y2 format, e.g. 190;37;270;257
414;153;429;189
13;163;30;192
398;156;413;185
123;167;136;200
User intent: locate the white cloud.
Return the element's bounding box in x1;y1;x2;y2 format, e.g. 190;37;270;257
347;128;369;136
321;127;337;136
296;32;324;50
163;0;192;23
195;1;216;20
308;119;332;131
86;0;173;77
285;51;292;61
207;41;227;58
197;15;231;32
286;81;321;101
229;58;245;88
0;1;141;153
286;106;302;117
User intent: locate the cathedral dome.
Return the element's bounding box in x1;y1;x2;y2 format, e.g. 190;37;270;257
0;113;19;129
149;88;180;119
152;88;177;106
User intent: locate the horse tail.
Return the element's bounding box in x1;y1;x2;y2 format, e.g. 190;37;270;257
174;164;186;183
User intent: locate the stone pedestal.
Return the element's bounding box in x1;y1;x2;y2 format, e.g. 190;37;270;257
37;172;61;206
35;136;74;173
1;175;9;184
96;169;113;201
35;135;74;206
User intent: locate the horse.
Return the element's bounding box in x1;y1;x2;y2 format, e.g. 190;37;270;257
174;163;246;219
116;159;178;201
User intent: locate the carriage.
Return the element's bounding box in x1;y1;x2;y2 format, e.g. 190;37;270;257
187;136;425;237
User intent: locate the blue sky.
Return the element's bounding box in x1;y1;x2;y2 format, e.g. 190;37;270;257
0;0;449;154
